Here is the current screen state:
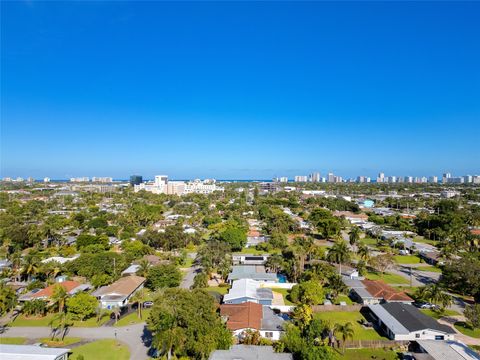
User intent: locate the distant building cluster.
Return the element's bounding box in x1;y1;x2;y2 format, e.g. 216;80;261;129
70;177;113;183
133;175;224;195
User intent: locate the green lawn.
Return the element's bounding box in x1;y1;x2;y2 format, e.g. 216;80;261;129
414;237;439;246
337;348;399;360
0;337;27;344
271;288;294;306
394;255;421;264
204;286;229;295
455;322;480;338
361;238;378;246
39;337;82;347
416;265;442;273
114;309;151;327
366;271;410;285
313;311;387;341
70;340;130;360
420;309;460;320
334;294;353;305
10;313;110;327
234;247;280;255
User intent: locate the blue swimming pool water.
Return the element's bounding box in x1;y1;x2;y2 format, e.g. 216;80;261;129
277;274;287;283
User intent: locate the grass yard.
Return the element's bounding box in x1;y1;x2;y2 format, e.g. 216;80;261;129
0;337;27;344
361;238;379;246
313;311;387;341
455;322;480;338
114;309;151;327
10;313;110;327
204;286;229;295
366;271;410;285
416;265;442;273
337;348;399;360
334;294;353;305
414;237;439;246
39;337;81;347
70;339;130;360
394;255;421;264
420;309;460;320
271;288;294;306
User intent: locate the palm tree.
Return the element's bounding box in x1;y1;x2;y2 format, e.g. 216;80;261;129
334;322;354;354
327;240;351;275
130;288;148;319
416;284;453;311
22;253;39;281
265;253;284;273
136;259;150;277
349;226;361;251
51;284;68;314
357;242;370;264
153;328;186;360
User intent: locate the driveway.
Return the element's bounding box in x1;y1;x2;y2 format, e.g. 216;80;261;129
180;252;199;289
1;324;151;360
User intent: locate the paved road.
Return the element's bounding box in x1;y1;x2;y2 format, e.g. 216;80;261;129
1;324;151;360
180;252;199;289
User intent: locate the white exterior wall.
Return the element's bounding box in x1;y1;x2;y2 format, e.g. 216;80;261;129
393;329;454;341
232;328;282;341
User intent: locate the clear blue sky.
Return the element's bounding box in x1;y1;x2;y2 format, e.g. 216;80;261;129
1;1;479;180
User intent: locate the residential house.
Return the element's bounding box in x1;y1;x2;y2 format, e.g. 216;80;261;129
209;345;292;360
92;275;146;309
348;279;413;305
223;279;274;305
121;264;140;276
232;254;270;266
18;280;90;302
368;302;455;341
416;340;480;360
419;250;444;266
220;302;285;341
0;344;70;360
227;265;278;284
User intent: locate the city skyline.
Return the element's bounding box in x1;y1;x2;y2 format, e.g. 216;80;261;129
2;2;480;179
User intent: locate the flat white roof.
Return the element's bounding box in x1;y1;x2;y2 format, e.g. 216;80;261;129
417;340;480;360
0;344;70;360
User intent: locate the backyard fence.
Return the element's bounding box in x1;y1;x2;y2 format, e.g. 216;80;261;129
311;304;363;312
343;339;409;349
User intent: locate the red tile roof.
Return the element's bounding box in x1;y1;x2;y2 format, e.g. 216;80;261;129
220;302;262;331
471;229;480;236
361;279;413;302
32;281;81;299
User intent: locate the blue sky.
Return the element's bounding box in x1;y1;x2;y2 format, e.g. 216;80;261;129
1;1;479;180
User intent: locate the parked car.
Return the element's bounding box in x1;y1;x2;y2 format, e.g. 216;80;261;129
143;301;154;308
401;352;416;360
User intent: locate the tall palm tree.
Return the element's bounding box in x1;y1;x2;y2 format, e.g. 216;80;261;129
357;242;370;264
130;288;148;319
51;284;68;314
327;240;352;275
349;226;361;252
416;284;453;311
334;322;354;354
22;253;39;281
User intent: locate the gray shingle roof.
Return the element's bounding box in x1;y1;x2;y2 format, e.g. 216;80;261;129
380;303;455;334
209;345;292;360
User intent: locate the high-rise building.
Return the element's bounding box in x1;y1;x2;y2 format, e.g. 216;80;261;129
310;172;321;182
442;172;451;184
129;175;143;186
43;177;51;183
428;176;438;183
294;175;308;182
92;177;113;183
327;172;335;183
377;173;385;183
279;177;288;183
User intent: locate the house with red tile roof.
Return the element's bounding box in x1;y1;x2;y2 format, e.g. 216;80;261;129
220;302;285;341
19;280;90;302
349;279;413;305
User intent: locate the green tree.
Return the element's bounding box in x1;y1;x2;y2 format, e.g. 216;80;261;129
218;227;247;251
147;288;232;359
192;272;209;289
292;304;313;331
0;283;17;315
326;240;351;275
348;226;361;251
51;284;68;314
464;304;480;330
290;281;325;305
66;292;98;321
146;264;182;290
334;322;354;354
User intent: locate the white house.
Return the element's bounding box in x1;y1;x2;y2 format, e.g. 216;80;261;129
0;344;70;360
92;275;145;309
368;303;455;341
